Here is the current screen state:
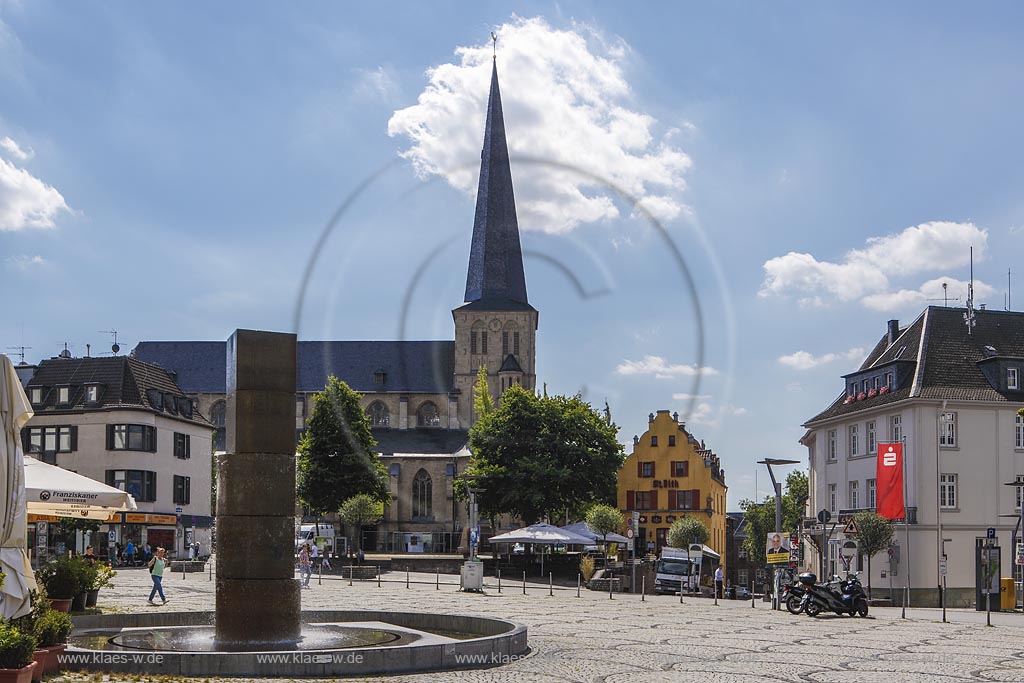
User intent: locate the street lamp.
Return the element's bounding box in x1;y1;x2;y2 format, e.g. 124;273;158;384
757;458;800;610
936;409;954;613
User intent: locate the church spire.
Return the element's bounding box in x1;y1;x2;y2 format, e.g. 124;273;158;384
463;60;530;308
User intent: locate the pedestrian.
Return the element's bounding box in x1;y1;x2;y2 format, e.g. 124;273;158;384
125;540;136;567
147;547;168;605
298;544;312;588
144;543;152;562
108;543;117;566
714;565;724;599
320;549;331;571
114;542;122;567
357;548;365;565
188;542;195;560
194;541;201;559
310;543;320;574
83;545;97;566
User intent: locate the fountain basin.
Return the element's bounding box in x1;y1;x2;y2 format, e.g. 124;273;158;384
65;610;528;678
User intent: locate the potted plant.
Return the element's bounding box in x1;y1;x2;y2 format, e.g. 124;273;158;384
76;561;99;610
0;623;37;683
35;557;82;613
85;564;116;608
33;610;72;675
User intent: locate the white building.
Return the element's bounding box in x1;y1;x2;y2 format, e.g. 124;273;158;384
802;307;1024;607
22;355;213;558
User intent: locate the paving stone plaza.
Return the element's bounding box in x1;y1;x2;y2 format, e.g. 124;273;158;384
54;565;1024;683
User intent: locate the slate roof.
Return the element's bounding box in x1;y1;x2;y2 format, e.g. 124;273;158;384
133;340;456;394
373;429;470;456
806;306;1024;425
498;353;524;373
462;60;532;311
25;356;209;425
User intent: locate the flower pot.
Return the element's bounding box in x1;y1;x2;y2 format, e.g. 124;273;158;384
71;591;87;612
30;652;45;683
0;661;36;683
46;598;72;613
42;645;67;674
85;588;100;607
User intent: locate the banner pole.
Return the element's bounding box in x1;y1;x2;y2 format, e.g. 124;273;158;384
902;435;910;618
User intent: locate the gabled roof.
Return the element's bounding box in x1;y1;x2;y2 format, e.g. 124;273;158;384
372;428;469;456
25;356;209;425
462;60;532;311
498;353;523;373
806;306;1024;425
133;340;456;395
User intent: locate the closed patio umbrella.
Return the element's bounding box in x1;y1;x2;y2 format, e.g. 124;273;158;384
1;354;37;619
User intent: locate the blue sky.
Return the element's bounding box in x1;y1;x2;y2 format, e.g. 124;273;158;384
2;2;1023;507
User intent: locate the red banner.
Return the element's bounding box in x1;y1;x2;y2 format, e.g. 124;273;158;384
876;442;905;520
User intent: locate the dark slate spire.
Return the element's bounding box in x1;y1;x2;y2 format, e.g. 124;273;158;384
463;60;530;309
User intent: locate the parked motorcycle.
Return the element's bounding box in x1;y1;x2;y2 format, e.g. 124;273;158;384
795;572;869;617
783;580;806;614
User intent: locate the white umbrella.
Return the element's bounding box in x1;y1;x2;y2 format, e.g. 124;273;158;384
561;521;629;545
24;457;137;519
489;523;596;546
1;354;36;619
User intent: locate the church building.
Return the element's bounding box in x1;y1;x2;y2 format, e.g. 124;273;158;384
132;60;537;553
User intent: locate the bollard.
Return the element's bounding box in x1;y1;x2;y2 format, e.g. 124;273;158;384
436;569;440;591
577;573;581;598
182;559;186;580
406;567;410;589
498;568;502;593
349;564;353;587
751;582;755;609
523;571;526;595
318;560;322;585
680;582;684;604
609;573;614;600
208;558;212;582
377;566;381;588
642;576;645;602
549;572;553;597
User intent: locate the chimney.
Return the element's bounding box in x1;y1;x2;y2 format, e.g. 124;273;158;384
887;319;900;346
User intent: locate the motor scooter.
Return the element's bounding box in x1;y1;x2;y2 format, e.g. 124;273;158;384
796;572;869;617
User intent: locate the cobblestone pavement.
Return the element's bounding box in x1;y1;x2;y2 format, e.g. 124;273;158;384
55;564;1024;682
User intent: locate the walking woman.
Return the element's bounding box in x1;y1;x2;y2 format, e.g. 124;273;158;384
147;547;168;605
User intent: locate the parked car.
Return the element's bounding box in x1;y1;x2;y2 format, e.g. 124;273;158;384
735;585;751;600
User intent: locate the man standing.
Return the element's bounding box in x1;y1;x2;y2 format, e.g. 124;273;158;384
714;565;724;599
125;540;136;566
298;544;312;588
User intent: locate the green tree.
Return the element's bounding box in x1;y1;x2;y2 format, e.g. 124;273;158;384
460;385;624;524
853;511;894;597
667;516;709;549
585;504;624;561
739;469;808;560
338;494;384;553
297;376;389;516
473;365;493;418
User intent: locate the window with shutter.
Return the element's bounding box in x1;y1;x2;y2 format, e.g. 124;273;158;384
626;490;635;509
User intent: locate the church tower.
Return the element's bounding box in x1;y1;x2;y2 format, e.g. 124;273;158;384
452;59;538;427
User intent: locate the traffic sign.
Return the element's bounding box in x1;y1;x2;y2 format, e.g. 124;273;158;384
987;527;996;540
843;518;860;535
817;509;831;524
108;530;116;541
939;557;947;576
625;527;635;540
1016;543;1024;566
841;540;857;559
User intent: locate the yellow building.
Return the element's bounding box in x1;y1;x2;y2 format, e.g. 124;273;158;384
618;410;728;559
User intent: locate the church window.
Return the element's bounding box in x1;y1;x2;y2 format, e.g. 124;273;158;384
366;401;390;427
417;401;440;427
471;331;477;355
514;331;520;356
412;469;432;520
481;332;488;354
502;331;509;356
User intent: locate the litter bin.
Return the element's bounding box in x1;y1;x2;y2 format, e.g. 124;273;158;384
1001;577;1015;610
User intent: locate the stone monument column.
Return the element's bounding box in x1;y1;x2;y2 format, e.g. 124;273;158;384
215;329;300;648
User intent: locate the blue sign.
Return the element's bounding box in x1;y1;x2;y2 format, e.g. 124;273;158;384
987;527;997;540
469;527;479;548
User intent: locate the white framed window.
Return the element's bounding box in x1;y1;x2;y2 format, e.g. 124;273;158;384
939;412;957;448
848;424;859;457
939;473;958;509
29;387;42;404
829;483;837;513
57;386;70;404
1009;368;1019;390
828;430;837;461
1017;414;1024;450
867;478;877;510
1015;474;1024;510
848;480;859;509
890;414;903;442
85;385;99;403
873;376;880;390
885;372;894;389
866;420;876;455
738;569;748;586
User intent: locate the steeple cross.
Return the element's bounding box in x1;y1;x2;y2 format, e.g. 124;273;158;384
490;31;497;59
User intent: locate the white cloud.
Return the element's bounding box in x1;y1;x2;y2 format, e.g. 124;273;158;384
760;221;987;306
6;254;45;269
0;136;32;160
778;347;866;371
688;401;747;427
0;155;70;230
672;392;711;401
862;276;996;312
387;17;691;234
615;355;718;379
352;66;398;100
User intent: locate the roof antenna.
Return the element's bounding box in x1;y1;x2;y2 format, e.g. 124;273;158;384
100;330;120;355
1008;267;1012;311
58;342;72;359
5;346;31;364
490;31;497;59
964;246;976;335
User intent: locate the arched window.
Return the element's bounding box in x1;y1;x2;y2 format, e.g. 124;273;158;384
470;320;486;355
412;469;432;519
502;321;519;357
366;401;390;427
416;401;440;427
210;400;226;451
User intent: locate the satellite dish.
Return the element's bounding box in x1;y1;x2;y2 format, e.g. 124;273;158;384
112;343;120;354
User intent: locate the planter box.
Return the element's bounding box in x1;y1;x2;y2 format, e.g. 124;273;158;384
85;588;100;608
0;662;36;683
46;598;71;613
43;644;67;674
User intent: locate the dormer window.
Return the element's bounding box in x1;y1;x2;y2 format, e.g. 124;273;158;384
57;386;70;404
85;385;100;403
885;372;894;389
1009;368;1020;390
29;387;42;405
373;371;386;385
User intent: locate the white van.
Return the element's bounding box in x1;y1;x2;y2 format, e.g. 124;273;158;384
295;523;343;556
